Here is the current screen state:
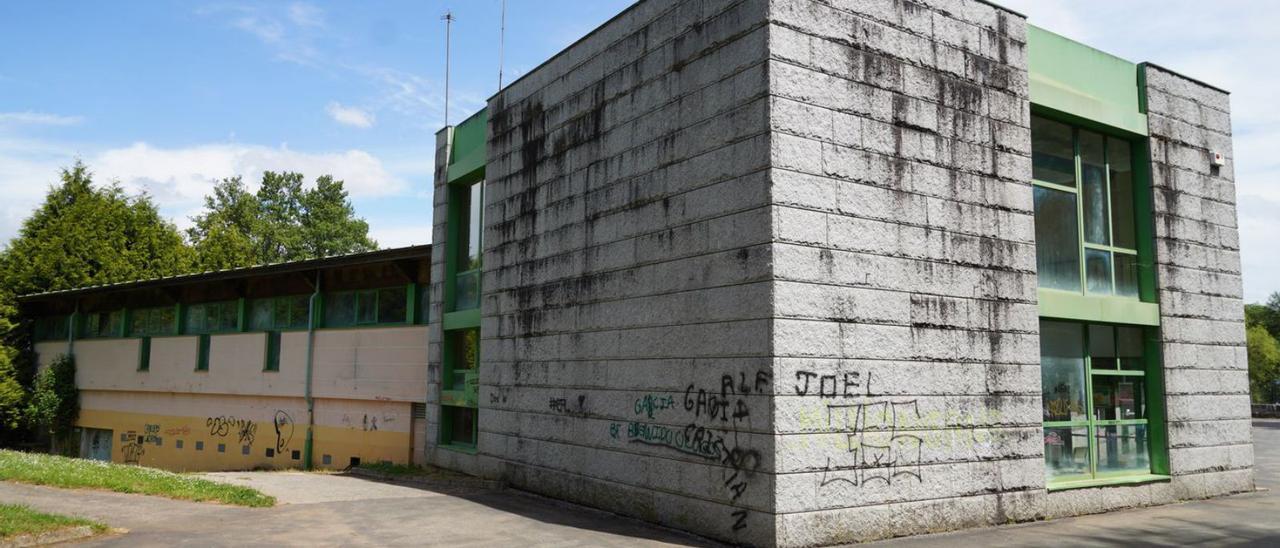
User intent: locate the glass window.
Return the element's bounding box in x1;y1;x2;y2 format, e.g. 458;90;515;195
325;292;356;326
1040;320;1154;484
1108;139;1136;249
131;306;175;337
80;310;122;339
355;289;378;324
1034;187;1081;291
186;301;239;334
444;406;477;446
452;181;484;311
1030;115;1144;299
448;328;479;391
377;287;407;324
1032;117;1076;186
35;315;70;341
252;295;310;330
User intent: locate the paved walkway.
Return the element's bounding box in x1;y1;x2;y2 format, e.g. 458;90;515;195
1;421;1277;546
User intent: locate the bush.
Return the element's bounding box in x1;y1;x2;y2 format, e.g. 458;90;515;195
26;355;78;447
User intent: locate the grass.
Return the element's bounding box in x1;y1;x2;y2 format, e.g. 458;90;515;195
0;450;275;507
0;504;106;539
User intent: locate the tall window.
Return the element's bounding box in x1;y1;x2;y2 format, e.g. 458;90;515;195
1041;321;1151;482
452;181;483;311
1032;116;1139;298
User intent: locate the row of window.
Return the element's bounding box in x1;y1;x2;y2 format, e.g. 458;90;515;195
32;285;426;341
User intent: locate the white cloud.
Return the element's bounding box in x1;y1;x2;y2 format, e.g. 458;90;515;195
325;102;375;128
368;224;432;249
0;111;83;126
288;2;325;28
0;138;406;246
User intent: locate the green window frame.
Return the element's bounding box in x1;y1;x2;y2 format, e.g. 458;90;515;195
195;334;211;371
130;306;177;337
322;286;411;328
1041;320;1168;487
185;300;240;334
79;310;124;339
33;315;70;341
250;295;311;331
447;180;484;313
1032;115;1146;300
137;337;152;372
264;331;282;372
441;173;485;451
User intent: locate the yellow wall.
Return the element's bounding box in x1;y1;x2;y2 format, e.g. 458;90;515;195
36;325;427;471
76;392;411;471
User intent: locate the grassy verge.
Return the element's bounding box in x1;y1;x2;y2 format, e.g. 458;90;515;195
0;504;106;539
0;450;274;507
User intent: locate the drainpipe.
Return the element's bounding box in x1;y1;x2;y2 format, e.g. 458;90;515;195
303;272;321;470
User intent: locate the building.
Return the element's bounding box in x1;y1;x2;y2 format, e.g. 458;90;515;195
422;0;1251;546
19;246;431;471
20;0;1250;545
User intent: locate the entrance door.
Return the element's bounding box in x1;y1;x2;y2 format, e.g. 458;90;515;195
81;428;113;461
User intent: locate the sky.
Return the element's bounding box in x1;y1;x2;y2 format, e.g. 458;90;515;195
0;1;1275;302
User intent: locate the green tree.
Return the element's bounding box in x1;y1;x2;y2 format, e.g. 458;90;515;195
26;354;78;451
0;299;28;436
188;171;376;270
1247;324;1280;403
0;162;195;295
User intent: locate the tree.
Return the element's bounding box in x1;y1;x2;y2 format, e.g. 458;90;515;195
26;354;78;451
0;162;196;295
1247;324;1280;403
0;298;28;436
188;171;376;270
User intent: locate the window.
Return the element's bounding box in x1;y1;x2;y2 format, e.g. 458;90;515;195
451;181;484;311
196;334;211;371
138;337;152;371
186;301;239;334
445;328;479;391
264;331;282;372
1031;115;1139;298
442;406;477;446
1041;320;1152;484
250;295;310;331
324;287;408;327
130;306;176;337
80;310;123;339
34;315;70;341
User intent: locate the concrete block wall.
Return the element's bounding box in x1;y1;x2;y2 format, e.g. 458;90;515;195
764;0;1040;544
460;0;779;544
1144;65;1253;498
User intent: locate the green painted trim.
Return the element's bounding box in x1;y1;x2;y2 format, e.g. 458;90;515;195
137;337;151;372
1028;25;1148;136
174;303;185;334
446;109;487;183
438;442;478;455
264;331;282;372
405;283;418;325
1145;330;1170;475
443;309;481;330
237;298;248;332
1047;474;1171;492
1038;289;1161;326
195;333;211;371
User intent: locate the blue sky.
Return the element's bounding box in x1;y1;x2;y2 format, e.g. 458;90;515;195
1;1;1276;302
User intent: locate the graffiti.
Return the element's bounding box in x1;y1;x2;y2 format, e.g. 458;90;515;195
273;410;295;453
793;370;868;398
120;431;144;464
634;394;676;419
489;387;511;405
142;424;163;446
363;414;378;431
548;395;588;416
817;400;924;490
163;426;190;437
608;369;771;533
207;416;257;446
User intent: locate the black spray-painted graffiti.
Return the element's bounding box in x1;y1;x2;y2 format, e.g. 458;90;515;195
273;410;295;453
793;371;870;398
120;431;145;464
549;395;588;417
609;369;772;533
207;416;257;446
817;399;924;490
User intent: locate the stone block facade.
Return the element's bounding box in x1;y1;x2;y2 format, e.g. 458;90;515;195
426;1;1252;546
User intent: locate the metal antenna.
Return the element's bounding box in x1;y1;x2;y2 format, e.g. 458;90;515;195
442;10;455;127
498;0;506;90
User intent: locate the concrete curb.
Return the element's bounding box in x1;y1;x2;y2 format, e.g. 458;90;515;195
0;525;99;547
343;468;505;491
